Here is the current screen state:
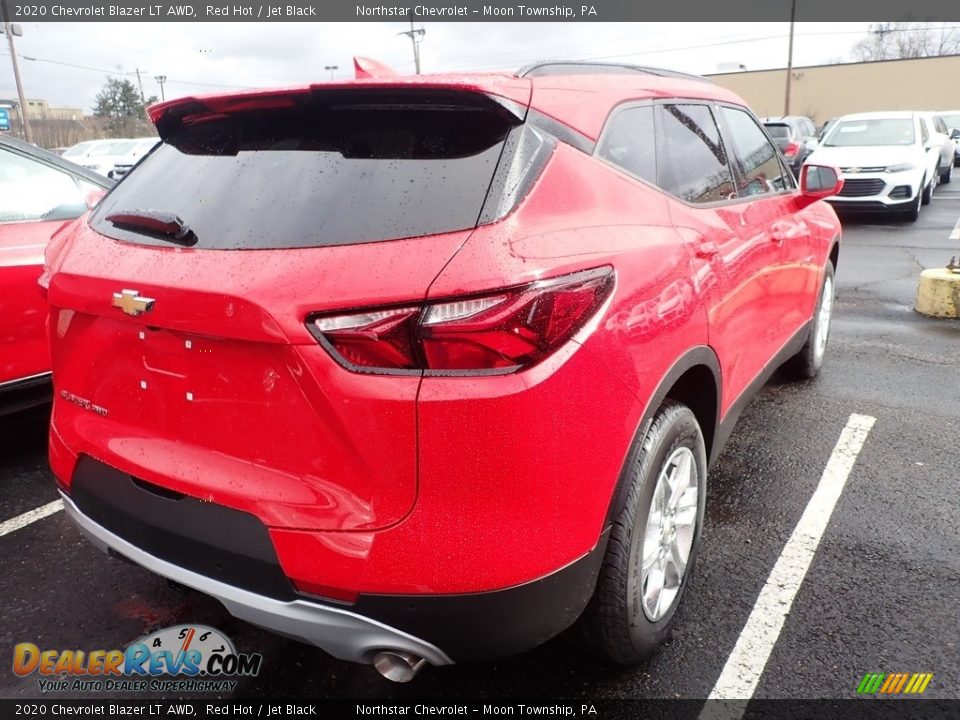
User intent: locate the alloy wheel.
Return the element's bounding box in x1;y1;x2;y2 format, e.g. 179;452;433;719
639;446;699;622
813;274;834;363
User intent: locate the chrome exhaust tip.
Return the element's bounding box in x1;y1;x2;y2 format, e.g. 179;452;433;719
372;650;428;682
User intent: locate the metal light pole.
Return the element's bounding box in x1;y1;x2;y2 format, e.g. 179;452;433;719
399;13;425;74
155;75;167;102
324;65;338;80
134;67;147;105
784;0;797;116
1;3;31;143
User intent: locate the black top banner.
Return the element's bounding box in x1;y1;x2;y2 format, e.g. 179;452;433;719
4;0;960;22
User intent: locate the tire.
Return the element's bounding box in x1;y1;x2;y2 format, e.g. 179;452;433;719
941;162;953;184
903;190;921;222
921;174;933;205
784;262;835;379
574;401;707;665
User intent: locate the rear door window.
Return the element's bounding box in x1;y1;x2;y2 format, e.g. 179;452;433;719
91;91;522;250
655;103;735;204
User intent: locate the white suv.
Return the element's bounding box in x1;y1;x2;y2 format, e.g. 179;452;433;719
805;111;940;222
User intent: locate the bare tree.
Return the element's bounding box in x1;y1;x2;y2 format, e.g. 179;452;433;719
853;22;960;61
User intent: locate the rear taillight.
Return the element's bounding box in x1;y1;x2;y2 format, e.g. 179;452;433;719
784;141;799;158
308;267;615;375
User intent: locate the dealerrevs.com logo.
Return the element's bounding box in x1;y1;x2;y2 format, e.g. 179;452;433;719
13;625;263;693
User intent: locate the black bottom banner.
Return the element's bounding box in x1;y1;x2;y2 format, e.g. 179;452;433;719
1;700;957;720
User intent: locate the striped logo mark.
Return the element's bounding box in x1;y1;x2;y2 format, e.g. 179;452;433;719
857;672;934;695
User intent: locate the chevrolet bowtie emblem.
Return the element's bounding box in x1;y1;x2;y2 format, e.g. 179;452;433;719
112;289;155;317
847;167;861;174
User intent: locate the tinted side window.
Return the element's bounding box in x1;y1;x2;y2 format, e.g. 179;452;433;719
720;107;794;196
0;147;87;223
655;104;735;204
597;105;656;184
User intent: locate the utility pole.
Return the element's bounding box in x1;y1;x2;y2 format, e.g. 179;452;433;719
324;65;338;80
783;0;796;116
399;13;425;74
1;2;31;143
134;67;146;104
154;75;167;102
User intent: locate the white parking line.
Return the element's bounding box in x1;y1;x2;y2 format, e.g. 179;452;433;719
950;215;960;241
703;413;876;710
0;500;64;538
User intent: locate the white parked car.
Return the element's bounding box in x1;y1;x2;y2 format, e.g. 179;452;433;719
920;112;955;184
805;111;941;222
108;137;160;180
80;139;142;178
60;139;120;167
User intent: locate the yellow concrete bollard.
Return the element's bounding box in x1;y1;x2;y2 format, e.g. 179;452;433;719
915;268;960;318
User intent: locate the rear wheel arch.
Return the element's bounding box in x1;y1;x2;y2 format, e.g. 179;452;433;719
604;347;720;527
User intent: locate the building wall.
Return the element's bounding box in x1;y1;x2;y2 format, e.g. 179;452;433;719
708;55;960;125
23;98;85;121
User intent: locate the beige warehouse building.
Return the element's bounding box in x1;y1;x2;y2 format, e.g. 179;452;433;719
708;55;960;125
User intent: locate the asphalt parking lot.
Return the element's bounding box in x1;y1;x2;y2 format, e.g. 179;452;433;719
1;183;958;702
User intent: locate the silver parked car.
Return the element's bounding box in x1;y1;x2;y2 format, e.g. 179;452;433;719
920;112;955;184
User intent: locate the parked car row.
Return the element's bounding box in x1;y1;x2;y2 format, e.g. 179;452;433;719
60;137;159;180
805;110;958;222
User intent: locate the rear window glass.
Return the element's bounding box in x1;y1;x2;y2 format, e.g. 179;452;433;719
91;91;519;250
763;124;791;139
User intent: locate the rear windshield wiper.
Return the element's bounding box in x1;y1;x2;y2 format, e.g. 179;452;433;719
105;209;198;246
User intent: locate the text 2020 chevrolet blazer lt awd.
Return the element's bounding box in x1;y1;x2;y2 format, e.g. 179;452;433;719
45;61;843;681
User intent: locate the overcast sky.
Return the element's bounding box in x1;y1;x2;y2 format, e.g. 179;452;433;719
1;22;872;111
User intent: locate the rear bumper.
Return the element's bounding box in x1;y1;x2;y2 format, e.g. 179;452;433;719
61;490;454;666
59;455;609;663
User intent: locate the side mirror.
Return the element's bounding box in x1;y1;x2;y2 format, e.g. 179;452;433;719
799;164;843;205
951;128;960;140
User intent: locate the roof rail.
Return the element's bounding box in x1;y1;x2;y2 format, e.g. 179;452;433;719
516;60;714;84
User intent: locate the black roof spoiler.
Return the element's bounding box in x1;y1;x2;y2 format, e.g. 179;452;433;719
516;60;714;85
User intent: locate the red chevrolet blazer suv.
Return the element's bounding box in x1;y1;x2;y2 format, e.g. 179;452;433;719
45;61;843;681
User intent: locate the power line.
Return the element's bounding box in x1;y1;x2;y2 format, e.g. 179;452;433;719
446;25;960;72
1;51;255;89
